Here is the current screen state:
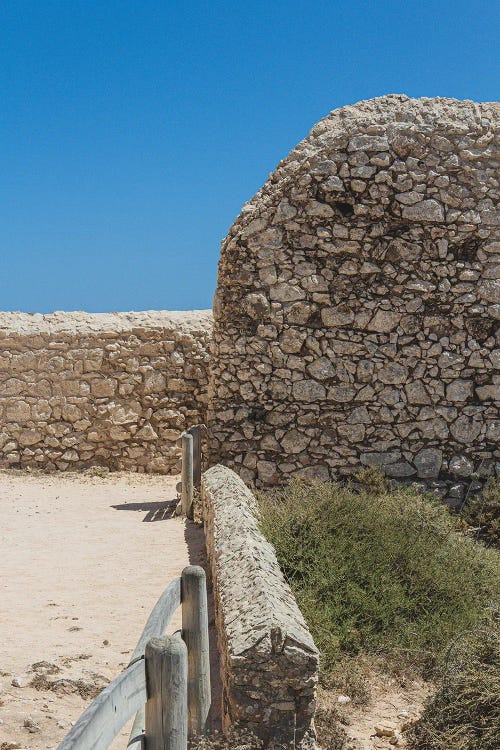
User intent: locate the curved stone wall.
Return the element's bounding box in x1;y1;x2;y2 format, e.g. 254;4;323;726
208;95;499;499
0;311;212;473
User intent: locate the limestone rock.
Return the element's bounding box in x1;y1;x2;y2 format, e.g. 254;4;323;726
449;455;474;477
293;379;326;402
414;448;443;479
281;429;311;454
306;357;336;380
243;293;270;319
368;310;401;333
450;415;482;444
446;380;473;402
401;199;444;222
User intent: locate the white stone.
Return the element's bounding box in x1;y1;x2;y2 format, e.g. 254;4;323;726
449;454;474;477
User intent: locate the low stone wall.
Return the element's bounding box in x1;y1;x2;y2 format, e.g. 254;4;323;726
0;311;212;473
200;465;319;749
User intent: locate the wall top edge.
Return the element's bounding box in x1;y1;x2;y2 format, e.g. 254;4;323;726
0;309;214;336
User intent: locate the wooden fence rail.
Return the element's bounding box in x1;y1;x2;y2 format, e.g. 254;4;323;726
57;566;211;750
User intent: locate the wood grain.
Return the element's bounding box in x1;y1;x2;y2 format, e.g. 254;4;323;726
145;634;188;750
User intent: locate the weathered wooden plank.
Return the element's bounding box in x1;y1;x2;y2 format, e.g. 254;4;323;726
181;566;211;736
57;659;145;750
145;634;188;750
129;577;181;664
127;577;182;747
127;707;145;749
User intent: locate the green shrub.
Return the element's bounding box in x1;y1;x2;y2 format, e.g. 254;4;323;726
460;477;500;549
259;477;499;677
408;608;500;750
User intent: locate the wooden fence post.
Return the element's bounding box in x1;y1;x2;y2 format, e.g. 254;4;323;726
188;425;202;490
181;566;211;737
145;634;188;750
181;433;194;519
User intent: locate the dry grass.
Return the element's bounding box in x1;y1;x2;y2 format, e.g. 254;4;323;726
460;477;500;549
408;609;500;750
315;688;355;750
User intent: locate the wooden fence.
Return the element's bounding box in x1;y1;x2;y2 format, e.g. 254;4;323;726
179;424;203;519
57;565;211;750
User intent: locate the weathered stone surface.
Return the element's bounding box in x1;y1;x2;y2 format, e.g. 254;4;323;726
378;363;408;385
208;95;499;490
446;380;474;402
405;381;431;405
328;385;356;402
201;465;319;748
385;461;416;478
449;454;475;477
281;429;311;454
401;199;444;222
361;451;401;467
243;292;271;319
414;448;443;479
5;401;31;422
0;311;212;473
367;310;401;333
293;379;326;402
306;357;336;380
450;415;482;444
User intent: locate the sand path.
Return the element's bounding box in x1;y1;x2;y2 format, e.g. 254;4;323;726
0;470;212;750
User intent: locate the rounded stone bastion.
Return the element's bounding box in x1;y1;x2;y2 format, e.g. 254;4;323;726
208;95;499;501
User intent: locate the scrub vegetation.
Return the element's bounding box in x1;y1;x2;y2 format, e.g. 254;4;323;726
258;471;500;749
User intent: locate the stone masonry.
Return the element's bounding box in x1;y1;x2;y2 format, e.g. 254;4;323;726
0;311;212;472
200;464;319;748
208;95;499;501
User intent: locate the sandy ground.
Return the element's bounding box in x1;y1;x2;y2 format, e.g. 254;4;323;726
343;675;431;749
0;470;217;750
319;665;432;750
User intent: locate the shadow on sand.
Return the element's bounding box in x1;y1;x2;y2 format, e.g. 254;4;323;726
112;496;222;729
111;499;177;522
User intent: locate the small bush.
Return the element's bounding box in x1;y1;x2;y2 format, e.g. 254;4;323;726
315;688;354;750
460;477;500;549
259;477;499;677
408;609;500;750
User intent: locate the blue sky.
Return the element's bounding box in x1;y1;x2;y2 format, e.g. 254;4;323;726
1;1;498;313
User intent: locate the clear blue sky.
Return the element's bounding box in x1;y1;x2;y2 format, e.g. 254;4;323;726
1;1;498;313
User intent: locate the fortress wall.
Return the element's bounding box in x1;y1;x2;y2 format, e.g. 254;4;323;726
0;310;212;473
208;96;499;502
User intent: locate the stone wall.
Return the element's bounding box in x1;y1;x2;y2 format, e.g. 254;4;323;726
208;95;499;501
0;311;212;473
200;465;319;748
